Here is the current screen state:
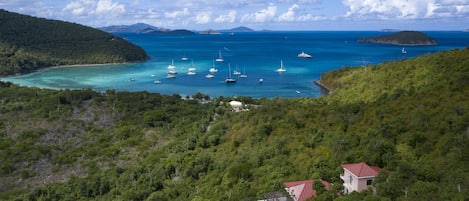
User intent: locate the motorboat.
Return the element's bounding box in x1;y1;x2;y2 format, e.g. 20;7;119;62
297;51;312;58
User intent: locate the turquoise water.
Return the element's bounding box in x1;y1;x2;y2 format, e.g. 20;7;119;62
2;31;469;98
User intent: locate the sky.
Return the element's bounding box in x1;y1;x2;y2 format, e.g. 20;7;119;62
1;0;469;31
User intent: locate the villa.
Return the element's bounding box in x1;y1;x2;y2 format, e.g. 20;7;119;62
340;162;381;194
284;180;331;201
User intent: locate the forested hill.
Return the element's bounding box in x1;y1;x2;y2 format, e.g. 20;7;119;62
0;9;149;76
357;31;437;46
0;48;468;200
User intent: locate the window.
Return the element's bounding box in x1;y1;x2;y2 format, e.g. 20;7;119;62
367;179;373;185
349;175;352;184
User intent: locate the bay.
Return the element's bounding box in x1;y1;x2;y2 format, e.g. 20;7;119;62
2;31;468;98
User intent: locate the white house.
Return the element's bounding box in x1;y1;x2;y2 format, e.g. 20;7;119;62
340;162;381;194
229;101;243;111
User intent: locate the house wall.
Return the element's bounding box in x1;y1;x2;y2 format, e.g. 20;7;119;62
341;169;374;194
357;178;372;192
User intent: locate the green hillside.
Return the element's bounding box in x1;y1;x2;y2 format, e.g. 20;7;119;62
0;48;468;201
0;9;149;76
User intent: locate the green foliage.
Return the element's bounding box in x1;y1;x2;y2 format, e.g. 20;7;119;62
360;31;437;45
0;9;148;76
0;47;469;200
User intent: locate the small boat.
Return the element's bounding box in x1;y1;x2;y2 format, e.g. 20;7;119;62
276;60;286;72
154;80;162;84
225;64;236;83
209;67;218;73
167;59;176;69
128;77;135;82
166;74;176;79
215;50;224;62
181;53;189;61
259;78;264;83
205;74;215;78
168;69;178;74
233;65;241;76
239;66;248;78
298;51;312;58
401;47;407;54
209;60;218;73
187;60;196;75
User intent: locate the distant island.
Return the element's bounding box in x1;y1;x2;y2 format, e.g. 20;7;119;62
99;23;255;35
358;31;437;46
99;23;195;34
143;28;195;35
199;29;222;35
98;23;163;33
0;9;149;76
380;29;400;32
218;26;255;32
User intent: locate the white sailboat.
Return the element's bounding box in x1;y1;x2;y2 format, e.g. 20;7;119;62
401;47;407;54
187;60;196;75
225;64;236;83
167;59;178;74
276;60;286;72
239;66;248;78
209;60;218;73
167;59;176;70
233;65;241;76
181;53;189;61
215;50;224;62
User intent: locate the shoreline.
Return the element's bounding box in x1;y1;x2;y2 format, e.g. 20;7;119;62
49;61;132;69
314;80;331;95
1;62;133;78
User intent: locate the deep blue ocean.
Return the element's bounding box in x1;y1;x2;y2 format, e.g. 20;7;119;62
2;31;469;98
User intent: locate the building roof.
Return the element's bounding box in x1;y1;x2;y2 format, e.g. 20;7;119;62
284;180;331;201
341;162;381;178
229;100;242;107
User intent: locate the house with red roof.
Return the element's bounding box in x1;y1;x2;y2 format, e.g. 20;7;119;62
284;180;331;201
340;162;381;194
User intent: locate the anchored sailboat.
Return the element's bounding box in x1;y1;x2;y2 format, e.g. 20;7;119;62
215;50;224;62
276;60;286;72
225;64;236;83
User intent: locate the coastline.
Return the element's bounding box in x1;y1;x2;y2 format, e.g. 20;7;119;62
1;62;132;78
49;62;129;69
314;80;331;95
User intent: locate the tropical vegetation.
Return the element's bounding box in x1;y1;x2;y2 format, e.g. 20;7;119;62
0;47;468;200
0;9;149;76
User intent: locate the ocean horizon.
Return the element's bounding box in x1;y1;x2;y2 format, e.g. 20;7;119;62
2;31;469;98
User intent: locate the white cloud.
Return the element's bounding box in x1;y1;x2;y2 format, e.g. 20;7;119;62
241;4;277;23
214;10;237;23
63;0;125;18
164;7;189;18
342;0;469;19
63;1;87;16
96;0;125;17
195;12;212;24
278;4;299;21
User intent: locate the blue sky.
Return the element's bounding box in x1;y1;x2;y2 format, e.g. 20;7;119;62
1;0;468;30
